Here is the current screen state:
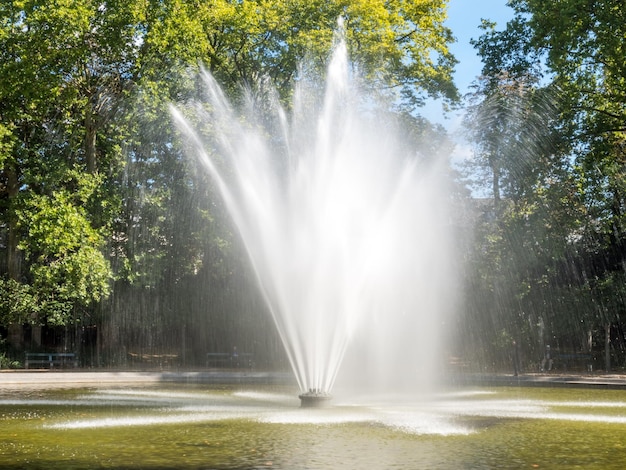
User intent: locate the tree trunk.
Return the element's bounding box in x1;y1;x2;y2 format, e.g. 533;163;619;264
85;106;97;174
6;163;20;280
6;161;24;351
605;323;611;372
491;158;500;209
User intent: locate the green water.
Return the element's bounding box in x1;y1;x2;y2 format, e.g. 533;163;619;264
1;385;626;469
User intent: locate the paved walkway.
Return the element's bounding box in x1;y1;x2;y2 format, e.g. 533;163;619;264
3;369;626;390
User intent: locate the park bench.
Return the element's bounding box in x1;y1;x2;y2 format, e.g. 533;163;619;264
24;352;78;369
553;352;593;372
206;352;254;368
127;352;179;368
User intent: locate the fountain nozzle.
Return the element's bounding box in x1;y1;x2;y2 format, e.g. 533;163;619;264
298;389;333;408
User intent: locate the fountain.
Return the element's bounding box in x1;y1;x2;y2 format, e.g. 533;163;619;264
5;24;626;470
171;24;457;405
298;388;333;408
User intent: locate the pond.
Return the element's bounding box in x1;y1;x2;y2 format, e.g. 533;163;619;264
2;382;626;469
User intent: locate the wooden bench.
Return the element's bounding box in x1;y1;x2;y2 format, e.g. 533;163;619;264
553;353;593;372
24;352;78;369
206;352;254;368
127;352;179;368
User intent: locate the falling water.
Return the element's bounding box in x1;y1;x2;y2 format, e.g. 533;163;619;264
171;30;457;395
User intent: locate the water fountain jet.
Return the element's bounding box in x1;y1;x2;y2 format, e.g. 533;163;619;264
171;27;456;403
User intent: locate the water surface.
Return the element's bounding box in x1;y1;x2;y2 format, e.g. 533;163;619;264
1;384;626;469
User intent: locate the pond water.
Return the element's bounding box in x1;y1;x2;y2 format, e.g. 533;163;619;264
2;383;626;469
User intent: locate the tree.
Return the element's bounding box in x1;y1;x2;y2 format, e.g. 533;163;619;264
510;0;626;250
16;185;110;325
461;0;626;370
462;71;584;367
0;0;136;327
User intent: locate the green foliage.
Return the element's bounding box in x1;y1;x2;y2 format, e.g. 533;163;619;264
0;335;20;368
0;352;21;369
142;0;459;106
15;189;111;324
0;277;40;325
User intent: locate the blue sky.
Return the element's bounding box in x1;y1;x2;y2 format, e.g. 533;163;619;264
422;0;514;129
447;0;514;97
418;0;515;163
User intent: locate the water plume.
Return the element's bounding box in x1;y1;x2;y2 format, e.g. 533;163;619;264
171;31;457;395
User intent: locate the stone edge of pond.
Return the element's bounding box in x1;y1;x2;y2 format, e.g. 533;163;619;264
450;372;626;390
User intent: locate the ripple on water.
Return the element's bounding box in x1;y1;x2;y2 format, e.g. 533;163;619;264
40;388;626;433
